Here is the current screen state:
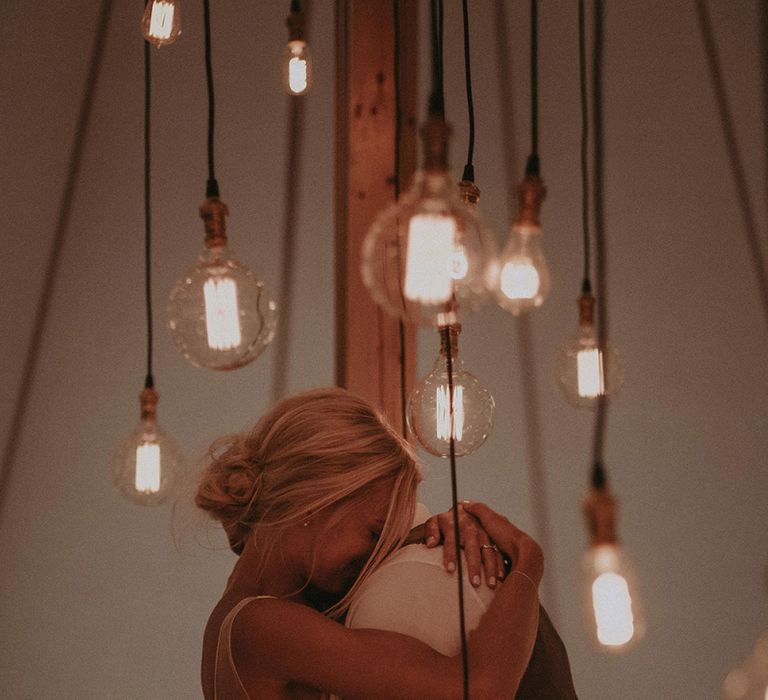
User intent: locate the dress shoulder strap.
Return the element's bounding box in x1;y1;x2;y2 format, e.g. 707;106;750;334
213;596;277;700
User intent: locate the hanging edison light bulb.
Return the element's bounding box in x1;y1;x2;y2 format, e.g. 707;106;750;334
113;386;184;506
141;0;181;47
168;198;277;370
283;1;312;96
407;325;495;457
583;474;644;652
557;287;624;408
362;116;496;327
495;165;551;315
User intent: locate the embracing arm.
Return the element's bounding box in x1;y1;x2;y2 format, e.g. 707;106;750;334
231;503;542;700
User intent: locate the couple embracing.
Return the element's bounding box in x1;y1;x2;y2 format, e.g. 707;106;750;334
197;387;578;699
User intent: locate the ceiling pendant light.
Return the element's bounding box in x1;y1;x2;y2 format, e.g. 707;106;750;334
361;2;495;328
114;386;184;506
408;325;494;458
283;0;312;96
557;285;623;408
167;0;277;370
557;0;623;408
113;34;184;506
582;464;644;651
141;0;181;48
496;0;550;315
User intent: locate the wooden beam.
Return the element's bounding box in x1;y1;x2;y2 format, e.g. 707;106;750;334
335;1;418;433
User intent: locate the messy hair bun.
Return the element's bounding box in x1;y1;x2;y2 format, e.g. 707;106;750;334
195;387;422;587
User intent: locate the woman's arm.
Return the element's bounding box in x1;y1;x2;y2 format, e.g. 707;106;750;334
230;503;542;700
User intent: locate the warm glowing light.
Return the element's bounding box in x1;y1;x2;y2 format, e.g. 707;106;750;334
135;442;161;493
436;385;464;441
149;2;175;39
499;261;540;300
203;277;241;350
449;246;468;280
288;57;308;94
592;571;635;646
577;348;605;398
403;214;456;304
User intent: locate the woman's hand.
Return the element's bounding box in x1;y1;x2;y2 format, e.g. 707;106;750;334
462;501;544;587
406;503;507;589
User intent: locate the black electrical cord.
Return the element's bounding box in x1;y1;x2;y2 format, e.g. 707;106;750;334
426;4;469;693
526;0;540;177
591;0;608;473
428;0;445;117
203;0;219;197
578;0;591;291
443;326;470;700
461;0;475;183
143;35;154;390
392;0;408;438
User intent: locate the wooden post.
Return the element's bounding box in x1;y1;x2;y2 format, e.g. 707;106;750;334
335;1;418;432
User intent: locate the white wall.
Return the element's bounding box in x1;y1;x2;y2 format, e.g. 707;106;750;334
1;1;766;698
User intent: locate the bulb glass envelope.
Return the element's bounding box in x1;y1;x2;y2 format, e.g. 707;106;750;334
495;223;550;315
113;418;184;506
582;543;645;652
407;353;495;457
168;245;277;371
283;40;312;95
141;0;181;47
556;324;624;409
362;170;497;327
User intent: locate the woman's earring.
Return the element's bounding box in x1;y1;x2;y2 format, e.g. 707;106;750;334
302;520;309;527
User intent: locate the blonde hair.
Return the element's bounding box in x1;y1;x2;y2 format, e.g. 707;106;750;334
196;386;421;618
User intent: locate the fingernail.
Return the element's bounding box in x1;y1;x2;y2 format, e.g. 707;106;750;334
447;561;456;573
472;575;480;587
489;576;496;588
426;535;437;547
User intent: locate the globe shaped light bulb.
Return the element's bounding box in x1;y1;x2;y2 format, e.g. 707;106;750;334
362;118;496;327
407;327;495;457
583;543;644;652
113;388;184;506
168;198;277;370
556;292;624;408
141;0;181;48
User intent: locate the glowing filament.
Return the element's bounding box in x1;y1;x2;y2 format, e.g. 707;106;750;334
135;442;161;493
500;261;540;300
404;214;456;304
592;571;635;647
577;348;605;398
148;2;175;40
204;277;242;350
436;385;464;441
288;57;308;94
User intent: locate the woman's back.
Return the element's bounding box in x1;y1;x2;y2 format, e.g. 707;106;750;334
202;596;322;700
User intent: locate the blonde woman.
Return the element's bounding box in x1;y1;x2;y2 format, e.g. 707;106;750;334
197;387;543;699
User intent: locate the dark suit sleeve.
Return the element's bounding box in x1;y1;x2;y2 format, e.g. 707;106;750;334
514;604;579;699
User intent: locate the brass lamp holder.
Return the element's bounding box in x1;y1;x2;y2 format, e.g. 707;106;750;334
439;324;462;358
513;174;547;229
458;179;480;207
420;115;452;172
200;197;229;248
578;289;597;328
583;485;618;546
139;386;159;423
